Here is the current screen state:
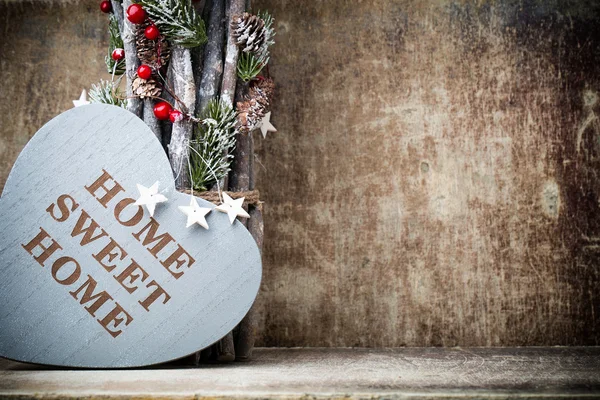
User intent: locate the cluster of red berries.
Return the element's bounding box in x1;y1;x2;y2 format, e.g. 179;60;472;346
100;1;184;123
154;102;183;123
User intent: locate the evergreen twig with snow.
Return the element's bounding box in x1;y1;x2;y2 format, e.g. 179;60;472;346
136;0;207;48
189;99;237;191
105;15;126;75
89;80;128;108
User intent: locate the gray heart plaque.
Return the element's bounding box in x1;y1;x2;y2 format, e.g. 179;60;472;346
0;104;262;368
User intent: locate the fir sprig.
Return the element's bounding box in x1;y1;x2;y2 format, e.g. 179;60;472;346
189;99;237;191
105;15;126;75
256;10;275;60
89;80;128;108
135;0;207;48
237;52;269;82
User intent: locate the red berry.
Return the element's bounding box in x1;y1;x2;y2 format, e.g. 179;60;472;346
100;0;112;13
144;24;160;40
169;110;183;123
137;64;152;80
154;102;172;121
111;48;125;61
126;4;146;24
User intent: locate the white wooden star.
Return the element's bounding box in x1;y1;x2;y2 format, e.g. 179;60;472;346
134;182;168;217
259;111;277;138
73;89;90;107
178;197;212;229
215;192;250;224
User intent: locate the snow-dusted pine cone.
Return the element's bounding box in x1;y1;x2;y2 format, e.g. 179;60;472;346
231;13;267;56
136;21;171;69
237;78;275;133
131;76;162;99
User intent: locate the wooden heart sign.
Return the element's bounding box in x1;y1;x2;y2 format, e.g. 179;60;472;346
0;104;262;368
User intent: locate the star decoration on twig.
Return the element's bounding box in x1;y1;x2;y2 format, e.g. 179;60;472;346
179;197;212;229
215;193;250;224
73;89;90;108
134;182;168;217
259;111;277;138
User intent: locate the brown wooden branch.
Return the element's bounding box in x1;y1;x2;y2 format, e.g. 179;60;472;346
235;204;263;360
229;82;251;190
121;0;143;118
196;0;226;114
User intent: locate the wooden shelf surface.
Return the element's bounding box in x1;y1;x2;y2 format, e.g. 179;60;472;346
1;347;599;399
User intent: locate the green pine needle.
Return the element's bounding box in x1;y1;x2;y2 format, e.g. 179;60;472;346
256;10;275;59
89;80;128;108
105;15;126;75
136;0;207;48
189;99;237;191
237;52;269;82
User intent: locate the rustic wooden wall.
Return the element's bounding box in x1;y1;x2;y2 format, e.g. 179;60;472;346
1;0;599;347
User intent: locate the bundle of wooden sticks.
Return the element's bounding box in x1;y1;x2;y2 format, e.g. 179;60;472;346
109;0;264;363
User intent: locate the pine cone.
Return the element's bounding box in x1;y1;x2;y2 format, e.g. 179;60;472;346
231;13;266;56
131;76;162;99
237;78;275;133
136;21;171;69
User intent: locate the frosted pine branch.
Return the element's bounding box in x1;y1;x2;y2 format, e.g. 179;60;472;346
196;0;226;114
89;80;128;108
137;0;207;48
189;99;237;191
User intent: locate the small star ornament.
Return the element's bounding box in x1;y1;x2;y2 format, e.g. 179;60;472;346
259;111;277;138
72;89;90;107
134;182;168;217
215;193;250;224
179;197;212;229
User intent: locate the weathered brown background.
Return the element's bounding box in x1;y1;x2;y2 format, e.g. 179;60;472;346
1;0;599;347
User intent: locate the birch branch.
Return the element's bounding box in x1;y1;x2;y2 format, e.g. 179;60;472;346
196;0;226;114
110;0;124;33
144;99;162;142
122;0;143;118
220;0;245;106
168;45;196;190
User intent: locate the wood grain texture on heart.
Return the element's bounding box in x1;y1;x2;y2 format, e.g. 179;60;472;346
0;104;262;368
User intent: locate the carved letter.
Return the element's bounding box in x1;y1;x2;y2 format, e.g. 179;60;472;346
139;280;171;312
46;194;79;222
22;228;62;266
160;245;195;279
69;275;114;317
85;169;124;208
93;238;127;273
114;198;144;227
51;256;81;285
71;209;108;246
132;218;175;258
97;302;133;338
114;259;148;294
